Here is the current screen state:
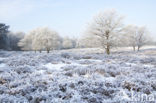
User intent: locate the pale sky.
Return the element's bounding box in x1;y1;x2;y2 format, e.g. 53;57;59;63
0;0;156;39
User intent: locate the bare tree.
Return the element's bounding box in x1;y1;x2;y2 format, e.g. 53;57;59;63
125;25;149;51
136;26;149;51
85;9;124;54
124;25;138;51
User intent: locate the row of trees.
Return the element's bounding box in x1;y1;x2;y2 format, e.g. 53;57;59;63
18;27;61;53
18;27;77;53
0;23;25;50
0;24;76;52
79;10;152;54
124;25;149;51
0;9;155;54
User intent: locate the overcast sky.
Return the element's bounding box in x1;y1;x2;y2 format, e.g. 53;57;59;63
0;0;156;39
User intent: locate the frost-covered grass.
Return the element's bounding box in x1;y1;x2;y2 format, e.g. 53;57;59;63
0;47;156;103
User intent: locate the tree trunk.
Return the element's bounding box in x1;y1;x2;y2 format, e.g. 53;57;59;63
133;46;135;51
47;48;50;53
35;50;36;53
39;50;42;53
105;31;110;55
106;45;110;55
137;46;140;51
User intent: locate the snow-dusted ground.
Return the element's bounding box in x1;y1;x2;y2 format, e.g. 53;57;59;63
0;47;156;103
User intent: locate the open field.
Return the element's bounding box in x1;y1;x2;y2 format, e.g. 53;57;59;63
0;47;156;103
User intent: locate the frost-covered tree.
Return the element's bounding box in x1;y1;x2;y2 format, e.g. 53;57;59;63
71;38;77;48
7;32;25;50
18;31;35;51
18;27;60;53
85;9;124;54
124;25;138;51
38;27;60;53
0;23;25;50
125;25;149;51
136;26;149;51
77;36;101;48
32;30;43;52
62;37;74;49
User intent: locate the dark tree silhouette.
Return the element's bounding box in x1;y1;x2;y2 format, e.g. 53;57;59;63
0;23;9;50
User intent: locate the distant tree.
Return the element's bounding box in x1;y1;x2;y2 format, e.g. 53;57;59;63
0;23;9;49
55;36;63;50
37;27;60;53
77;35;101;48
125;25;150;51
62;37;74;49
124;25;138;51
85;9;124;54
7;32;25;50
71;38;77;48
136;26;149;51
18;31;35;51
19;27;61;53
31;29;43;52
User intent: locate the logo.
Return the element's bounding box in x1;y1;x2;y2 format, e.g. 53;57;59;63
119;89;155;102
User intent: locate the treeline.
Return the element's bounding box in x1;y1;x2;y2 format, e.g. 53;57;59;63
0;23;25;50
0;24;77;52
18;27;77;53
0;9;155;54
78;10;155;54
